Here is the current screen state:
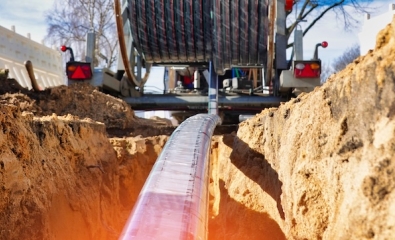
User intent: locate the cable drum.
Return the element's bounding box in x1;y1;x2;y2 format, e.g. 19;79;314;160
128;0;212;64
258;1;269;66
192;0;204;62
215;0;269;74
202;0;213;60
126;0;269;75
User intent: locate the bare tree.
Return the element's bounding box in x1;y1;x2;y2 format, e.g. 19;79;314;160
320;61;334;83
320;44;360;83
332;45;360;72
44;0;118;68
286;0;373;48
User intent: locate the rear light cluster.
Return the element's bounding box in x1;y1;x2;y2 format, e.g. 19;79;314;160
293;60;321;78
61;45;92;80
65;62;92;80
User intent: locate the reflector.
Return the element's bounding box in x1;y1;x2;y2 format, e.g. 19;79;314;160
71;66;86;79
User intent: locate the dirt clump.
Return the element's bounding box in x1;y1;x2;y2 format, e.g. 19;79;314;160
0;80;175;137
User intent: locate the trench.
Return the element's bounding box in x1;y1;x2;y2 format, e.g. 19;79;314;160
0;86;286;240
112;132;286;240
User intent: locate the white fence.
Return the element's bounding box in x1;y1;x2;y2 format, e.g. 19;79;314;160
0;25;65;90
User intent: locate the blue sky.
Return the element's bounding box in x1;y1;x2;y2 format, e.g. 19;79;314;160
0;0;54;43
0;0;394;64
293;0;395;64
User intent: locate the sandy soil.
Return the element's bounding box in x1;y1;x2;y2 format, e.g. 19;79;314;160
207;17;395;240
0;16;395;240
0;81;170;239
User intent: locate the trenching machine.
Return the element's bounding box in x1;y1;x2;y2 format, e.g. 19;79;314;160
62;0;327;124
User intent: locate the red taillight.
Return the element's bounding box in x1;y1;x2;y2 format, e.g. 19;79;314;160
60;45;67;52
293;60;321;78
65;62;92;80
81;65;91;71
321;41;328;48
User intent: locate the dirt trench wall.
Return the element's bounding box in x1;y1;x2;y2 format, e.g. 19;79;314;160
209;19;395;239
0;105;166;240
209;134;286;240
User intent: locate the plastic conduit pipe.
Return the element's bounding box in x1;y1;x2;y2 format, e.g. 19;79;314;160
119;114;221;240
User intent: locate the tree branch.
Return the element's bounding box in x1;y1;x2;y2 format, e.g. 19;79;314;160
302;0;345;37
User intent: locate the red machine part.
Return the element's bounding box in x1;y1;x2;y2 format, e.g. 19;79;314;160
285;0;294;12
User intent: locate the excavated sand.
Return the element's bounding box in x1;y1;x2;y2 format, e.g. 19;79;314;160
1;16;395;240
208;17;395;240
0;82;171;239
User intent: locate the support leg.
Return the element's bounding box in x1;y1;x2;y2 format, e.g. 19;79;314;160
208;61;218;115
